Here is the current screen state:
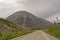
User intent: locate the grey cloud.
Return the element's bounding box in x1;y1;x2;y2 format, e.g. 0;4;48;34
20;0;60;18
0;7;20;18
0;0;60;22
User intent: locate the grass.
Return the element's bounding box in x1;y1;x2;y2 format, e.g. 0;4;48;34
0;30;34;40
0;18;35;40
44;23;60;39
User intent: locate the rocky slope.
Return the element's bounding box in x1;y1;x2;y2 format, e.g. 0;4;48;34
6;11;52;29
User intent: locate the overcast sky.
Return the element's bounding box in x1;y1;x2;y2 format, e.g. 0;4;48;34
0;0;60;23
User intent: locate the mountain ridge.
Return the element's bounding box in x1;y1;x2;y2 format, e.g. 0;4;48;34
6;11;52;29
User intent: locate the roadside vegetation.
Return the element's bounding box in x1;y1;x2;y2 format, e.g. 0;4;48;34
0;30;34;40
44;23;60;39
0;18;35;40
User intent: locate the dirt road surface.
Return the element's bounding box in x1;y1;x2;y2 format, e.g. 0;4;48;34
11;30;58;40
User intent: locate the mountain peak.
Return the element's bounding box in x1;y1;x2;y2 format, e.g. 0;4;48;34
6;11;52;29
15;11;31;14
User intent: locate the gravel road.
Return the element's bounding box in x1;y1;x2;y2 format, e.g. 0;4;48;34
11;30;58;40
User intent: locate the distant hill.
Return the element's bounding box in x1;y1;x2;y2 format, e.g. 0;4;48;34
6;11;52;29
44;23;60;39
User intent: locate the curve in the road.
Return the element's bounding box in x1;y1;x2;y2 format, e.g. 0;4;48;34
11;30;58;40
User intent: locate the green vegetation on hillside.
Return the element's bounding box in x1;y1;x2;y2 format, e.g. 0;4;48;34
44;23;60;39
0;18;24;30
0;18;35;40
